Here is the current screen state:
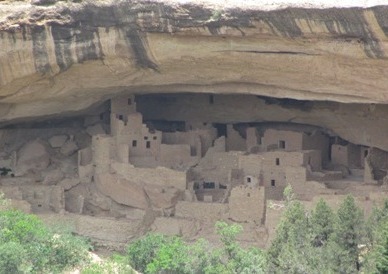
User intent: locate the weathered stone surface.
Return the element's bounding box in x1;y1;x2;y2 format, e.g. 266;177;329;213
42;169;64;185
48;135;68;148
60;140;79;156
151;217;200;238
16;139;50;176
95;173;148;209
38;213;142;247
143;185;183;209
0;1;388;124
86;124;106;136
59;178;80;190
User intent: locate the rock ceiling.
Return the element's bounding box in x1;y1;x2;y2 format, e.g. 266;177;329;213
1;0;388;150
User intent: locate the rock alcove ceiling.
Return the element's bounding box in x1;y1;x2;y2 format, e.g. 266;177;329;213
3;0;388;248
0;0;388;151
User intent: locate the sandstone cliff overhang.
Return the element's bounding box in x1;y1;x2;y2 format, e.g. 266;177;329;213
0;0;388;123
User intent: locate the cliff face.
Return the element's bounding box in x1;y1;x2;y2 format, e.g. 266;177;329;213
1;0;388;149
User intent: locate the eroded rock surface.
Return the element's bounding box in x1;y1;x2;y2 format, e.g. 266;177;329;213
1;0;388;123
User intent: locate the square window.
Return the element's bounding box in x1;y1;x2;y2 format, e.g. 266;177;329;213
153;136;157;140
144;136;148;140
132;140;137;147
247;177;251;183
118;114;123;121
271;180;276;187
146;141;151;148
276;158;280;166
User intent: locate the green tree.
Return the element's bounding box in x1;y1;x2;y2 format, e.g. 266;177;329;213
310;198;335;247
0;208;91;273
332;195;365;273
267;186;311;273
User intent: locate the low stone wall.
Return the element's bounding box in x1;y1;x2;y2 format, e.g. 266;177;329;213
175;201;228;221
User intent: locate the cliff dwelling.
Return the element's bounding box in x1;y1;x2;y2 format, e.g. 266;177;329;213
2;0;388;250
1;92;388;248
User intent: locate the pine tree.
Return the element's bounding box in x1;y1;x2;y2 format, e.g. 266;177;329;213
332;195;365;273
310;198;335;247
267;186;311;273
363;199;388;273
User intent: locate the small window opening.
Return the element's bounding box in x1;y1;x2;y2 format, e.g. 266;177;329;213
193;182;200;190
276;158;280;166
247;193;251;197
128;98;132;105
132;140;137;147
271;180;276;187
153;136;157;140
118;114;123;121
279;140;286;149
219;184;227;189
203;182;215;189
146;141;151;149
144;136;148;140
247;177;252;183
209;95;214;104
38;204;42;207
190;146;197;157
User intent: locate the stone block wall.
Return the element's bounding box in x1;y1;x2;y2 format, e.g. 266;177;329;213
229;186;265;224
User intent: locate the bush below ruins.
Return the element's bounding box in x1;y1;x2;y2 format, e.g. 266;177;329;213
0;198;91;273
126;221;267;274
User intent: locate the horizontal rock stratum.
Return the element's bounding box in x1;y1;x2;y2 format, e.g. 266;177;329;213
0;0;388;123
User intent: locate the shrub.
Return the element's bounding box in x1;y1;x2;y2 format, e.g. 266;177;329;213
126;233;168;273
126;222;266;274
0;241;31;273
0;208;91;273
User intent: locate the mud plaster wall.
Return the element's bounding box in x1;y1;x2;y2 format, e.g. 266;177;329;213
111;162;186;190
261;151;305;168
162;128;217;157
331;144;361;168
175;201;228;221
302;150;322;171
262;129;303;151
246;127;261;152
111;112;143;138
110;96;136;120
226;124;246;151
92;134;114;174
263;169;286;200
203;151;242;183
238;154;263;177
229;186;265;224
302;131;329;164
1;185;64;213
159;144;197;169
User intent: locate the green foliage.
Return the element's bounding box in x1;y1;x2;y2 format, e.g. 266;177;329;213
0;208;91;273
82;254;135;274
268;187;368;274
145;236;189;274
332;195;365;273
267;197;310;273
310;198;335;247
0;241;31;274
126;233;169;273
126;222;266;274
